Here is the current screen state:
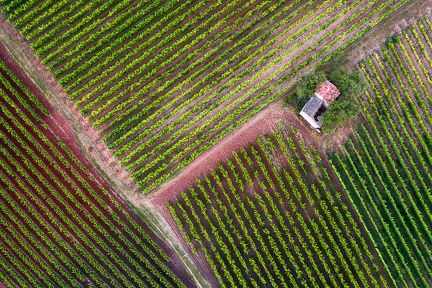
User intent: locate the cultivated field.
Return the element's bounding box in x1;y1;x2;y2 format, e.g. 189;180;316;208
2;0;410;193
2;1;432;288
331;18;432;287
0;56;192;287
168;124;387;287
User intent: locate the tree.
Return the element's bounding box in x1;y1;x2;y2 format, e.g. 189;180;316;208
321;98;360;131
288;71;327;110
296;71;327;98
328;69;366;98
322;69;366;131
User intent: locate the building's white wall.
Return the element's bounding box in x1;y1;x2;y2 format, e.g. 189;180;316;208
299;111;320;129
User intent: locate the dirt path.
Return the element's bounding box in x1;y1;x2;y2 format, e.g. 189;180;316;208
1;50;201;287
0;13;142;208
138;101;314;287
144;102;310;206
0;13;211;288
342;1;432;67
2;1;428;285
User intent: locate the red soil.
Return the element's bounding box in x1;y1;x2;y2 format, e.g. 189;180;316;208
146;103;311;206
158;118;388;287
140;102;315;286
0;11;138;200
0;45;195;287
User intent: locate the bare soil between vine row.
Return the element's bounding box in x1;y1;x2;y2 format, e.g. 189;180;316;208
142;103;320;286
0;46;195;287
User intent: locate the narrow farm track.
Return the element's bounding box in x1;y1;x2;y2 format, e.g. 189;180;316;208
1;0;411;194
141;103;316;287
146;103;310;206
0;56;195;287
2;1;432;288
0;14;139;203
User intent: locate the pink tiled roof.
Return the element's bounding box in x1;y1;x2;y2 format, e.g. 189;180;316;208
315;80;340;105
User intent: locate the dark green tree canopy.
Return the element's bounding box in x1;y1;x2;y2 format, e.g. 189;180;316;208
296;71;327;98
288;71;327;110
328;68;366;100
289;69;366;131
321;98;361;131
322;69;366;131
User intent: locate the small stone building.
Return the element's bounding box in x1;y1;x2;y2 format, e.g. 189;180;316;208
299;80;340;129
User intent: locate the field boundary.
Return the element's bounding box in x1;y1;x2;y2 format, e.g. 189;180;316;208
0;13;141;206
141;102;317;286
0;13;211;287
145;102;311;206
137;204;212;288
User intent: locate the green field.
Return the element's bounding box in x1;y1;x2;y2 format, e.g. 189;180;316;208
2;0;409;193
1;1;432;287
331;19;432;287
169;125;387;287
0;59;190;287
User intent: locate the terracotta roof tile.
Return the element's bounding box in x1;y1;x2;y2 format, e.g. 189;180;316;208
315;80;340;105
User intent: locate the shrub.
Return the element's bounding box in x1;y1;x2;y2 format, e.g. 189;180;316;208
296;71;327;98
322;68;366;131
328;68;366;98
321;97;360;131
288;71;327;110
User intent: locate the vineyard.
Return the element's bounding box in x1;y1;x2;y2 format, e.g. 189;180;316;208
0;58;192;287
1;0;410;193
168;124;386;287
2;0;432;287
330;19;432;287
